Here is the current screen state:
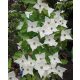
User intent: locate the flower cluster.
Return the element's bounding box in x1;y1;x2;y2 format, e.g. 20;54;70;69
25;11;72;51
9;53;66;80
8;0;72;80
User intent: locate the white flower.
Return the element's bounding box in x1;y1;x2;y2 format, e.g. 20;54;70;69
14;55;27;69
54;16;63;27
38;25;48;38
60;29;72;41
21;65;34;77
55;66;67;79
49;52;61;65
60;19;67;28
46;7;54;16
38;26;51;38
27;56;36;67
17;41;22;50
47;64;57;75
16;22;23;30
44;35;58;46
43;17;52;26
8;71;18;80
27;36;42;51
33;2;48;13
34;62;50;78
39;17;58;38
35;53;46;63
25;11;32;18
27;20;39;33
34;0;54;16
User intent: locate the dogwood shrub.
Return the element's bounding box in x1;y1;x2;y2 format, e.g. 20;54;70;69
8;0;73;80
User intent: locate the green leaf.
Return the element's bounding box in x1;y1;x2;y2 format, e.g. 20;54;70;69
20;77;27;80
21;0;37;4
61;59;68;64
8;58;12;70
21;40;31;53
13;51;22;60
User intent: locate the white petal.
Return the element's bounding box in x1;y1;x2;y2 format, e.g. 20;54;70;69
60;35;66;41
16;22;23;30
46;7;54;16
25;11;32;18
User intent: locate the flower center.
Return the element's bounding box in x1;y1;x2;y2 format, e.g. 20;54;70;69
53;58;55;60
42;30;45;33
40;66;43;69
51;27;53;30
39;5;41;8
31;26;33;28
30;62;32;64
54;20;57;23
47;22;50;24
60;20;62;22
9;77;12;80
27;68;29;71
48;39;51;41
51;67;53;70
22;60;24;62
33;42;36;45
58;70;60;72
64;34;66;36
40;58;42;60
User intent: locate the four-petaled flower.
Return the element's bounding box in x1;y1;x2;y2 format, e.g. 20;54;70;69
34;62;50;78
27;20;39;33
27;36;42;51
35;53;47;64
60;29;72;41
44;35;58;46
55;66;67;79
21;65;34;77
14;55;27;69
33;2;48;13
27;56;36;67
49;52;61;65
33;0;54;16
8;71;18;80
